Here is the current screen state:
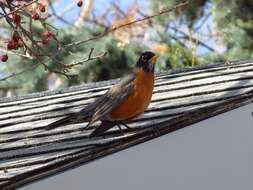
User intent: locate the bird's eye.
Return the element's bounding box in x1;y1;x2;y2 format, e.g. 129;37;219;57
142;55;147;60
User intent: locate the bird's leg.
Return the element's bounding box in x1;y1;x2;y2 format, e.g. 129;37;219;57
119;121;132;130
115;121;132;135
116;124;124;135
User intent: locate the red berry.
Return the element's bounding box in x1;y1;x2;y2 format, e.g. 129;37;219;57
41;30;52;45
12;31;20;42
12;13;21;25
38;4;46;12
43;30;52;38
7;41;14;50
1;54;8;62
77;0;83;7
31;11;40;20
42;38;49;45
7;41;18;50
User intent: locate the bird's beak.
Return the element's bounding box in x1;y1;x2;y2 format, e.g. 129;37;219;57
150;55;159;64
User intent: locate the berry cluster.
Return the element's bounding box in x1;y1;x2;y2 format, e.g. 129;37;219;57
42;30;53;45
1;2;50;62
1;0;86;72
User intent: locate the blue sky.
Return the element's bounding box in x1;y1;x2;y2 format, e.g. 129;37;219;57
51;0;145;26
50;0;214;56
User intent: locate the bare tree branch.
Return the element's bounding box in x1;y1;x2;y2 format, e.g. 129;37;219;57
67;48;107;68
65;1;189;47
0;0;39;20
74;0;93;27
0;48;34;59
0;64;39;81
169;26;215;52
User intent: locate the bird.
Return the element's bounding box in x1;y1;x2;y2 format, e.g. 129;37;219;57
45;51;158;137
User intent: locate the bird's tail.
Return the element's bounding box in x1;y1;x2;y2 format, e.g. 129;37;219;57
45;114;78;130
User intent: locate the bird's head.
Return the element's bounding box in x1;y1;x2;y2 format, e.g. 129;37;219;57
136;51;158;73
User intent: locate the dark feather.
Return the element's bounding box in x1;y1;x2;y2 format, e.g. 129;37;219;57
89;120;116;137
46;73;135;131
45;113;83;130
88;73;135;125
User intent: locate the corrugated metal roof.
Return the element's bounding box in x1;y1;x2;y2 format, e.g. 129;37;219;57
1;60;253;190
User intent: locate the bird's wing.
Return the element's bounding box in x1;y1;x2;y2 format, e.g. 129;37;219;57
87;73;135;126
46;73;135;130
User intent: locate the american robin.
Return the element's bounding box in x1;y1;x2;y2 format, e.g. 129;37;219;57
46;51;158;137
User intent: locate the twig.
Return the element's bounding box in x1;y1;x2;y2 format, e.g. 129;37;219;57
0;0;39;20
37;59;77;79
48;2;74;26
51;1;77;19
65;1;189;47
0;0;107;80
170;26;215;52
0;48;34;59
194;12;211;31
67;48;107;67
111;2;127;17
0;64;39;81
74;0;93;27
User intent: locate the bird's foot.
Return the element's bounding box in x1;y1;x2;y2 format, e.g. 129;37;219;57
116;121;132;136
117;124;125;135
119;121;132;130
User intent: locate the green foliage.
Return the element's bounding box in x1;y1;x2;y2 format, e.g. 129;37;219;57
150;0;209;27
151;0;253;63
155;44;197;71
67;36;142;85
212;0;253;59
0;26;144;95
1;0;253;97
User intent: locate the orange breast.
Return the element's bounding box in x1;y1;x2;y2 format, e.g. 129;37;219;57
110;68;154;121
